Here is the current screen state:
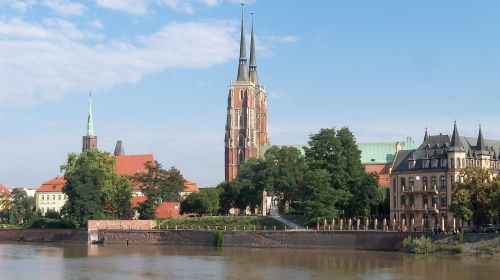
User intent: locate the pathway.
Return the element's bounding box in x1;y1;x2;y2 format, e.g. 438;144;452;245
270;215;304;230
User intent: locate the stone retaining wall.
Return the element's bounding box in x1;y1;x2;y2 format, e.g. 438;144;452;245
98;230;409;250
0;229;87;243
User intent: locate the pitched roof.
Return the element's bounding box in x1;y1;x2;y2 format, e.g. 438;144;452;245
449;122;465;152
358;143;397;164
183;180;200;193
115;154;154;176
0;184;11;195
36;176;66;192
130;196;182;218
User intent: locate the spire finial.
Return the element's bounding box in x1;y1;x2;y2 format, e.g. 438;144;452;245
249;11;258;84
86;91;94;136
449;121;464;152
236;4;249;82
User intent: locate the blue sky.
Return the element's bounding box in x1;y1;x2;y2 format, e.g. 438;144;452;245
1;0;500;188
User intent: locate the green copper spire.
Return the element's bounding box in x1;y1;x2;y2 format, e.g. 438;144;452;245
86;92;94;136
236;5;249;82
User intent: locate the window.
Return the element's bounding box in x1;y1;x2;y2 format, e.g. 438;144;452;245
422;176;428;188
450;175;455;190
400;178;406;187
440;176;446;190
238;149;244;163
432;195;437;207
401;195;406;207
58;195;61;200
240;90;244;100
440;194;446;207
457;158;461;168
52;195;56;200
431;176;437;187
450;157;454;168
409;177;415;187
41;195;44;200
423;195;428;208
409;195;415;207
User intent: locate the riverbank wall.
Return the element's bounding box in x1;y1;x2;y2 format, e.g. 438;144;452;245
0;229;410;250
97;230;409;250
0;229;87;243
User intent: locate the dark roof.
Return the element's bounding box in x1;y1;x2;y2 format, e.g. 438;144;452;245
449;122;465;152
114;140;125;156
236;11;249;82
393;132;500;172
476;126;489;155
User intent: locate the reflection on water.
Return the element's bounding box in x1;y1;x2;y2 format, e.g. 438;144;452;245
0;243;498;279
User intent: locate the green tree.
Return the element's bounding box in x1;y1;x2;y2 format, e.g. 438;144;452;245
7;189;35;226
294;169;338;221
264;146;308;212
110;176;134;219
218;181;241;215
450;167;498;229
180;188;220;216
133;161;185;219
304;128;351;207
62;159;107;227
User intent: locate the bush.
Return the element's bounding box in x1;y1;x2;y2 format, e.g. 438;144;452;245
44;210;61;219
413;236;434;254
456;232;464;243
29;217;75;229
214;230;224;247
435;244;463;254
403;236;413;248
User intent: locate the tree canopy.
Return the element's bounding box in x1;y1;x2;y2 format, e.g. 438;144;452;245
133;161;185;219
450;167;500;228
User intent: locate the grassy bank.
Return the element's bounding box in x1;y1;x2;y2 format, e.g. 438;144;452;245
157;216;285;230
403;233;500;256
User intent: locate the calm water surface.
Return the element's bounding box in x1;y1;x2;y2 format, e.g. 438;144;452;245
0;243;498;279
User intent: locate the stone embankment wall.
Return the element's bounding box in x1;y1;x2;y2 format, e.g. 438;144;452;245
98;230;409;250
0;229;87;243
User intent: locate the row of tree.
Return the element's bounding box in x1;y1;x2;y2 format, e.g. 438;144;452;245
180;128;387;222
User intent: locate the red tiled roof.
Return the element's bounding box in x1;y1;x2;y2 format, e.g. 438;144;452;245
183;180;200;193
36;176;66;192
130;196;182;218
115;154;154;176
0;184;11;195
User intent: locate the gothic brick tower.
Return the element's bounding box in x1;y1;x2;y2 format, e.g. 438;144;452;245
82;93;97;152
225;13;269;181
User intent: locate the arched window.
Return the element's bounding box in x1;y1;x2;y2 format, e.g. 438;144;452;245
409;177;415;187
431;176;437;187
238;149;244;163
240;90;244;100
238;135;245;147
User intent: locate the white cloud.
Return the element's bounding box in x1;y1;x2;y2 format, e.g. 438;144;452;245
95;0;242;15
88;19;103;29
0;18;238;106
41;0;87;17
95;0;149;15
2;0;35;12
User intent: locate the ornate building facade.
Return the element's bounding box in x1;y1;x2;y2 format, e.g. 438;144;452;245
225;13;269;181
390;123;500;230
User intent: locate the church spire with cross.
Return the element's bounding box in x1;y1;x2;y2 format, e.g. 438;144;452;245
82;91;98;152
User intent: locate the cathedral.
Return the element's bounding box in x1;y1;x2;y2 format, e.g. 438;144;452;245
225;13;269;181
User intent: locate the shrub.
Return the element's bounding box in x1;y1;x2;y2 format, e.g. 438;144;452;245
413;236;434;254
456;232;464;243
29;217;75;229
403;236;413;248
44;210;61;219
435;244;463;254
214;230;224;247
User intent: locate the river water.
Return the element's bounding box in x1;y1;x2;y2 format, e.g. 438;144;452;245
0;243;498;279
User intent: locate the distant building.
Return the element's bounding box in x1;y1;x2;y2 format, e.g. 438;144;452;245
0;184;11;196
13;187;36;197
225;13;269;181
390;123;500;230
359;137;415;186
35;176;67;214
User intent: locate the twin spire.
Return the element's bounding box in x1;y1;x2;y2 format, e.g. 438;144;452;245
236;10;259;84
